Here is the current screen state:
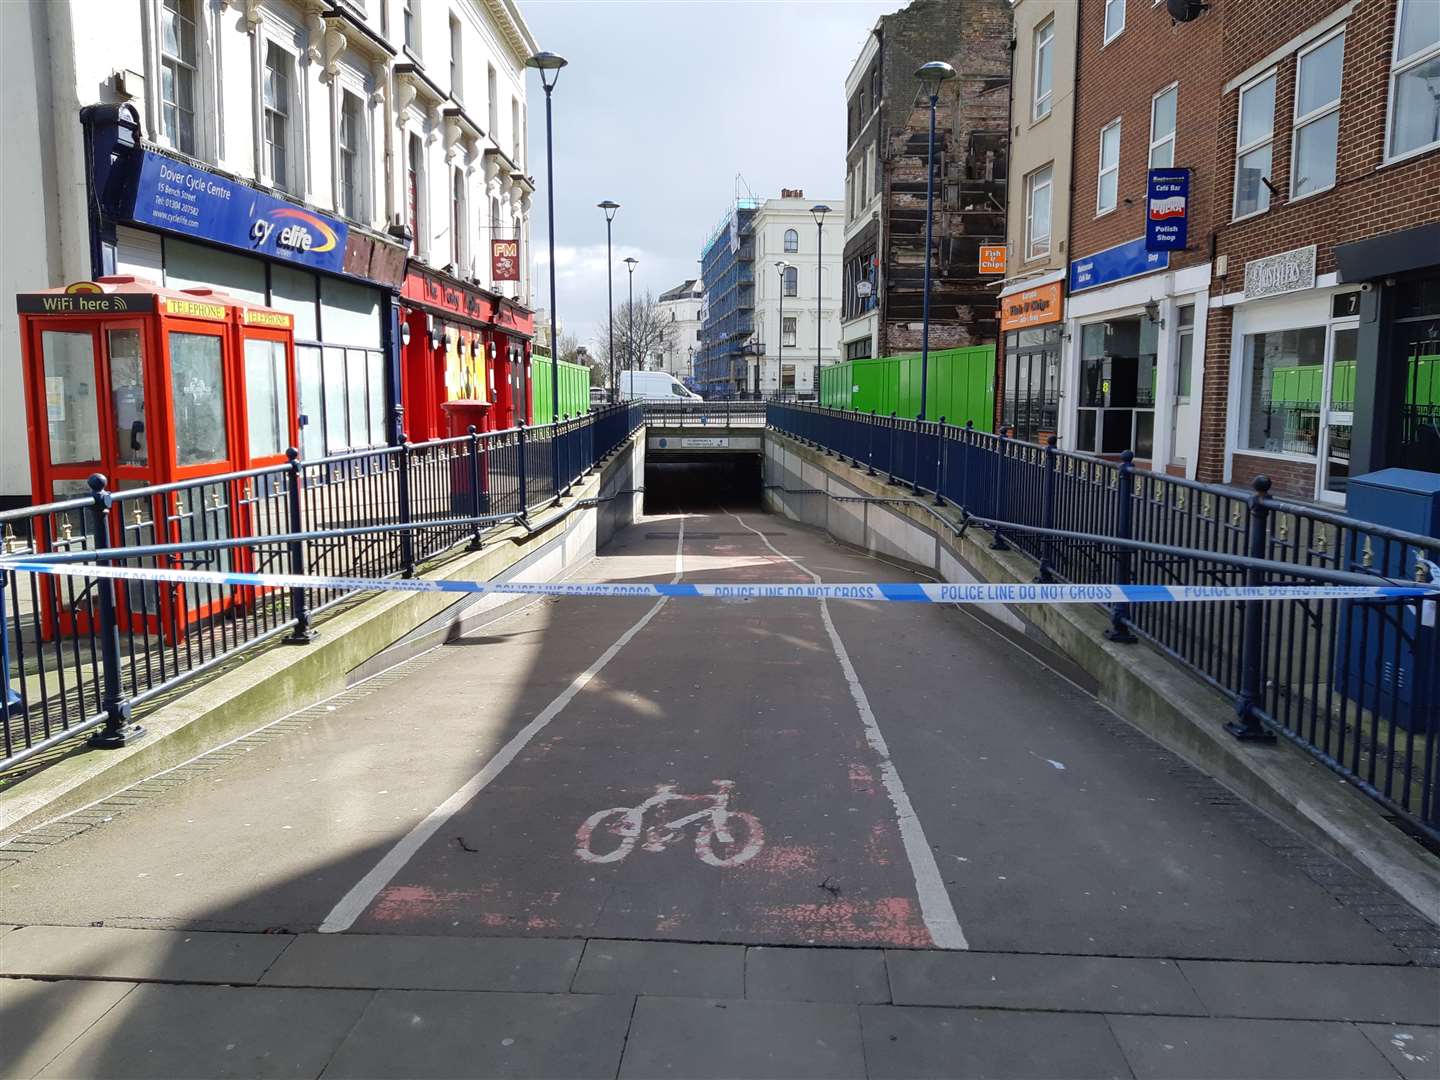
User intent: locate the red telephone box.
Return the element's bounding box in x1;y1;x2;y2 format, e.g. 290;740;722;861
16;277;297;642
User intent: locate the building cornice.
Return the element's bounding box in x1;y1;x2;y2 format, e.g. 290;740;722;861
482;0;541;66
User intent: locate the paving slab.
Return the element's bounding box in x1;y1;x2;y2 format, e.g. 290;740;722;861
886;949;1204;1015
0;925;292;985
572;939;745;997
1357;1023;1440;1080
319;989;633;1079
259;932;582;992
859;1004;1131;1079
1180;959;1440;1023
34;983;371;1079
0;978;136;1079
618;996;865;1080
744;946;890;1003
1106;1013;1401;1079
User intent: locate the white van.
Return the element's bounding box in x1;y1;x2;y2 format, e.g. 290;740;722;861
619;370;701;401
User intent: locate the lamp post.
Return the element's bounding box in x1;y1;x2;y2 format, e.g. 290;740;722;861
525;49;567;495
915;60;956;423
624;256;638;376
597;200;620;403
687;345;696;381
775;260;789;401
809;204;830;402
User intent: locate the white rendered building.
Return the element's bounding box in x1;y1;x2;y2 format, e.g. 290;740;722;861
749;194;841;397
654;279;703;379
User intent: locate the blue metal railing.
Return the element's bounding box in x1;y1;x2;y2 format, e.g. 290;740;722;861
0;404;643;772
769;402;1440;841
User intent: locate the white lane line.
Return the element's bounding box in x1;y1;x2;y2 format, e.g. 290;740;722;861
319;515;687;933
725;509;969;951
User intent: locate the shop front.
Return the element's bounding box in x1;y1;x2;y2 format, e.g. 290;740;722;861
1064;237;1209;476
397;264;535;440
998;274;1064;444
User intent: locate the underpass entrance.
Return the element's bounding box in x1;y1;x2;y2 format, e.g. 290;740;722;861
644;453;762;513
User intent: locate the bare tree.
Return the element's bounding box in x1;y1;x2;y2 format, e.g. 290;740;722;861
590;291;678;372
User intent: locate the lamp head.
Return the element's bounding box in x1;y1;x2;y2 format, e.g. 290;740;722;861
525;52;569;91
775;260;789;274
597;200;620;222
915;60;957;98
810;204;831;226
624;257;638;272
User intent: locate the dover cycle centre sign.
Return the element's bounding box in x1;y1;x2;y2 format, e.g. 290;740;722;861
126;151;348;274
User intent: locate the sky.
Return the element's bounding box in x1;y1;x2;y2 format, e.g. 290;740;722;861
521;0;908;349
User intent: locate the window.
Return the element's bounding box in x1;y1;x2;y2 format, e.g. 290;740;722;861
1033;15;1054;120
784;228;798;254
783;317;797;347
1075;315;1158;458
407;133;423;255
159;0;198;154
1025;164;1052;260
1096;119;1120;214
449;15;462;100
338;91;364;220
1241;326;1327;455
511;97;520;163
1149;85;1177;169
487;65;498;136
1175;305;1195;399
1387;0;1440;161
451;168;465;269
243;338;289;458
169;332;228;464
296;345;325;459
783;266;798;297
1233;72;1276;218
403;0;416;52
262;42;292;192
1293;30;1344;198
1103;0;1125;45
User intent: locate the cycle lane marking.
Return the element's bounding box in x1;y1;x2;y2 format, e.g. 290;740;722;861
318;515;689;934
574;780;766;867
724;508;969;951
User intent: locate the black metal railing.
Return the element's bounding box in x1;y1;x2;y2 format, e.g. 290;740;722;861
642;401;767;426
0;404;643;772
769;402;1440;841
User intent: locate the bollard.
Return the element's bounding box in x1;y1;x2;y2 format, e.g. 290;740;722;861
467;426;484;551
1104;450;1138;642
283;448;316;642
1038;436;1058;582
1227;476;1278;741
517;421;529;516
86;474;144;748
397;434;415;578
990;428;1009;550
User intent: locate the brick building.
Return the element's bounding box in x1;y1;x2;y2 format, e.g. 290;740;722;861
838;0;1011;365
1200;0;1440;502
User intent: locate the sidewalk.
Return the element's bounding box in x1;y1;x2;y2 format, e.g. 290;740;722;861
3;924;1436;1078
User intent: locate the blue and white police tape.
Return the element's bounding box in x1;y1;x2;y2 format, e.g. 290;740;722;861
1;559;1437;606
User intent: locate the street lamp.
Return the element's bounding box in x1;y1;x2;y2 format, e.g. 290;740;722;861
525;50;566;497
624;256;638;376
687;345;695;380
915;60;956;423
598;200;620;404
775;260;789;401
809;204;830;402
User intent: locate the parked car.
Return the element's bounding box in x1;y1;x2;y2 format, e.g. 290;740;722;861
618;371;701;401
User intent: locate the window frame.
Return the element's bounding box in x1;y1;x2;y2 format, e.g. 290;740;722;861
782;316;797;348
1149;83;1178;170
158;0;200;155
1102;0;1126;46
783;266;798;297
337;88;368;222
451;167;466;271
1383;0;1440;165
449;14;463;101
1096;118;1121;216
784;228;799;254
1291;26;1345;200
1232;68;1278;221
1032;15;1055;121
1025;163;1053;261
261;38;297;193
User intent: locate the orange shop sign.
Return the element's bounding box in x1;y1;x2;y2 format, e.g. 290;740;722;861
978;245;1006;275
1000;281;1063;331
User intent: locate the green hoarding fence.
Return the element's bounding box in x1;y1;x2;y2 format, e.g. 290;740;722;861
530;354;591;425
820;346;995;431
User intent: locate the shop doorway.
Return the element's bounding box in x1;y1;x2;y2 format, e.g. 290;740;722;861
1075;314;1158;460
1317;324;1357;503
1393;279;1440;475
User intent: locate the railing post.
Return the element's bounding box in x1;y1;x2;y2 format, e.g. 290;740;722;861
283;448;316;643
887;412;897;485
1038;435;1057;582
517;421;529;516
961;420;974;512
1;558;23;723
1104;449;1137;642
1228;475;1278;741
86;473;144;749
867;412;877;476
912;414;923;495
990;427;1009;549
397;434;415;578
467;425;484;551
934;417;946;506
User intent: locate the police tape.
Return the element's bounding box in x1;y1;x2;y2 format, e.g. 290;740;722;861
1;558;1437;606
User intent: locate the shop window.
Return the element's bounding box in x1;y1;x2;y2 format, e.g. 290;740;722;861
296;345;325;459
41;331;101;464
1293;30;1344;199
347;349;371;447
845;338;872;361
269;264;319;340
165;237;265;304
339;91;366;221
1149;85;1177;169
1234;72;1276;219
1394;279;1440;473
243;338;289;457
1033;16;1054;121
159;0;198;155
1096;119;1120;215
1025;164;1052;260
1240;326;1326;456
1103;0;1125;45
1003;325;1061;443
784;229;799;254
1387;0;1440;162
367;351;387;444
1075;316;1157;458
169;332;228;465
109;329;147;466
262;41;294;193
783;317;797;347
322;346;348;451
320;274;382;349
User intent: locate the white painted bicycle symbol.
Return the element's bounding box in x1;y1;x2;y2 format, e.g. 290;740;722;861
575;780;765;867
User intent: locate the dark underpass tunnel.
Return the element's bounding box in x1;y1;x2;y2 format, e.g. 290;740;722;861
644;453;763;513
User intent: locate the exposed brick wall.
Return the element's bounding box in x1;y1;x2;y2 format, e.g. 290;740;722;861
1197;303;1232;483
1069;0;1224;272
1230;452;1317;499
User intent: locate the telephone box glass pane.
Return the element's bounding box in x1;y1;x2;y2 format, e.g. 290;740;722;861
169;331;228;464
244;338;287;456
41;331;101;463
109;329;147;465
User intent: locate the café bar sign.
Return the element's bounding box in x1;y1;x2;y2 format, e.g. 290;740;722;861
1243;245;1317;301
